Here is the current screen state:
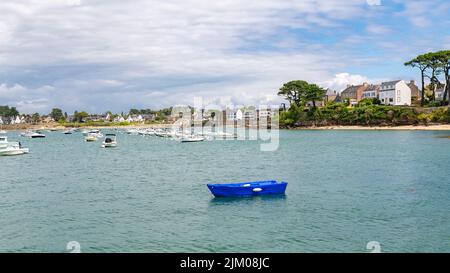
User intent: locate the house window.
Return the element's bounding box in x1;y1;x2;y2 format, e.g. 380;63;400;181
397;97;401;102
381;99;385;102
397;90;400;95
389;98;393;103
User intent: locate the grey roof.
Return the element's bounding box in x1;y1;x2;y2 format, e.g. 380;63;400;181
326;88;337;96
341;85;360;95
381;80;401;86
364;84;380;92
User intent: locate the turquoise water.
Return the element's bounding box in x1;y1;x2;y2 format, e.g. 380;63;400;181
1;130;450;253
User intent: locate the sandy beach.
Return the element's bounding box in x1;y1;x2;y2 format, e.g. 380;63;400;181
293;124;450;131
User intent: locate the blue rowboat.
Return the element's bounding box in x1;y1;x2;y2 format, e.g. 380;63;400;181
207;180;288;197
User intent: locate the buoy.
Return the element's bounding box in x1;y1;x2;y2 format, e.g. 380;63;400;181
253;188;262;192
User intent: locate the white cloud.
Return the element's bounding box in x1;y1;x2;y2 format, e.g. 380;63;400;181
366;24;392;35
323;73;374;92
0;0;446;113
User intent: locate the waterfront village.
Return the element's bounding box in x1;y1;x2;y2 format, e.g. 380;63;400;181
0;77;448;129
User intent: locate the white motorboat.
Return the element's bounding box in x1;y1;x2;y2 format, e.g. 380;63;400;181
0;130;6;134
87;129;103;138
21;131;46;138
0;136;29;156
101;134;117;148
179;135;206;142
85;133;98;142
81;129;89;136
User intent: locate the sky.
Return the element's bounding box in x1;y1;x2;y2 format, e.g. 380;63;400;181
0;0;449;114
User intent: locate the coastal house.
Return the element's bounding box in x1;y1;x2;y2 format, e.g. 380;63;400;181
141;113;156;121
435;86;446;101
113;115;125;123
407;80;420;102
361;84;380;100
324;89;339;104
226;109;243;121
258;108;276;119
340;83;370;105
379;80;411;106
88;114;105;122
42;116;54;123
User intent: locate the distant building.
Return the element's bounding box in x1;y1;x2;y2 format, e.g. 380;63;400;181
114;115;125;123
226;109;243;121
407;80;420;101
435;86;446;101
340;83;370;105
379;80;411;106
258;108;276;119
361;84;380;100
324;89;338;104
42;116;55;123
141;113;156;121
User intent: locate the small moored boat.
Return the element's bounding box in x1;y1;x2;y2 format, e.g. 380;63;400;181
101;134;117;148
25;131;46;138
207;180;288;197
180;135;205;142
0;136;29;156
85;134;98;142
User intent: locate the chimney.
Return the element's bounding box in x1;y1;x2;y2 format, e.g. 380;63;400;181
410;80;416;85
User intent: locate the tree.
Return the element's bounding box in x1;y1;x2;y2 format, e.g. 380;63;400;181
434;50;450;105
32;113;40;124
129;108;141;115
73;111;89;122
304;84;326;109
0;106;19;117
278;80;309;107
425;53;443;101
405;54;432;106
50;108;64;121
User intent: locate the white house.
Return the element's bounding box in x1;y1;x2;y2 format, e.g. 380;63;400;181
379;80;411;106
113;115;125;122
226;109;243;121
258;108;276;119
362;85;380;99
435;86;446;101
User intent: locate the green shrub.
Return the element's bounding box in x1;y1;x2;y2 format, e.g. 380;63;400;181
427;101;442;107
430;108;449;123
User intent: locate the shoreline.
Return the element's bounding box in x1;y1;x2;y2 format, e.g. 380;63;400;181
2;123;450;131
289;124;450;131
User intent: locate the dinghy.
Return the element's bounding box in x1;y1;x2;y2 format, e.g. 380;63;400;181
207;180;288;197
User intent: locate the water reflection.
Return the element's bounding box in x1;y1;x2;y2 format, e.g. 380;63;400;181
208;194;287;206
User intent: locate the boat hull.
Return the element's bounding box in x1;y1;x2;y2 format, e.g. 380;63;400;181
207;180;287;197
101;142;117;148
0;148;29;156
